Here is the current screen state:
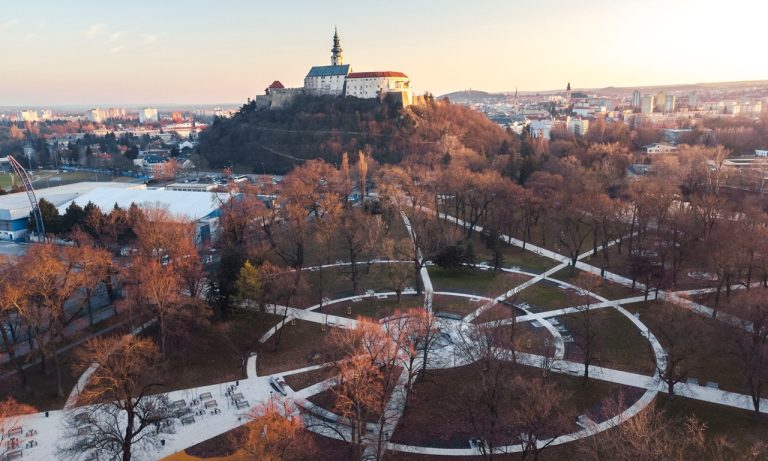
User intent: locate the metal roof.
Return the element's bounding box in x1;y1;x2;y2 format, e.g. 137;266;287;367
57;187;229;221
306;65;350;77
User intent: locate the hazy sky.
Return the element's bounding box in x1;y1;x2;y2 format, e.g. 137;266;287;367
2;0;767;106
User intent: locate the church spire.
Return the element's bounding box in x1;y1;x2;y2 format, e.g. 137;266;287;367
331;27;343;66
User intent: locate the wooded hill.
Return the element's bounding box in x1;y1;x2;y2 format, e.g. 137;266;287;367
197;94;517;174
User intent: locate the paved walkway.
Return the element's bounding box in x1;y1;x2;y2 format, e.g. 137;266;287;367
8;209;766;460
401;210;434;311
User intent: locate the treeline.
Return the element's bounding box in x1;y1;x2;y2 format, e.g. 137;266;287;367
196;94;519;174
34;199;142;248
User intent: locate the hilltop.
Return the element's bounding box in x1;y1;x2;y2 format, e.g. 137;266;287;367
197;93;517;174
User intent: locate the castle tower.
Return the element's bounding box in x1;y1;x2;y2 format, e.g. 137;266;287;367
566;82;572;101
331;27;343;66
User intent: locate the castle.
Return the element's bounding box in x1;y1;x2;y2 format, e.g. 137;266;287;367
256;28;414;109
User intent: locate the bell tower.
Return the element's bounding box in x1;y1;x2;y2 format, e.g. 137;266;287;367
331;27;343;66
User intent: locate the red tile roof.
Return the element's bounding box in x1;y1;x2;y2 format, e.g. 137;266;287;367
268;80;285;89
347;71;408;79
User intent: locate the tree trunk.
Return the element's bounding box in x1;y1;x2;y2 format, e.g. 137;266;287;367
54;348;64;398
0;326;29;390
123;406;134;461
413;261;422;295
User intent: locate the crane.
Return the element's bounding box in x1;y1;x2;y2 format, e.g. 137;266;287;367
7;155;45;238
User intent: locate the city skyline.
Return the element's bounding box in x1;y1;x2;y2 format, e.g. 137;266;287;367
3;0;768;105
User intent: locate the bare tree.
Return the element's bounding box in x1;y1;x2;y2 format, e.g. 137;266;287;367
337;208;384;294
576;395;763;461
509;376;574;461
381;238;413;304
567;273;601;382
650;309;703;397
725;290;768;415
58;335;171;461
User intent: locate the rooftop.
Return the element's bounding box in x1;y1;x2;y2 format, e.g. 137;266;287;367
0;182;144;221
306;65;351;77
56;187;230;221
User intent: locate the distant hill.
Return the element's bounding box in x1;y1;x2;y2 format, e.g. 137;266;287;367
438;90;508;104
441;80;768;98
197;94;517;174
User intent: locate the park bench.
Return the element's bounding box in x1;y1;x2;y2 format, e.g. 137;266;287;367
175;407;192;418
576;414;595;429
170;399;186;410
235;399;250;409
180;416;195;426
706;381;719;389
199;392;213;401
5;450;23;460
7;427;22;437
204;400;218;409
269;377;288;396
687;377;699;386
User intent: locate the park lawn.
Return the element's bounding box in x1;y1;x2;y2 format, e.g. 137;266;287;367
0;308;141;410
127;311;283;395
515;280;572;312
550;267;641;300
161;425;350;461
471;303;519;323
256;320;345;376
632;301;749;395
432;294;486;317
428;266;530;297
658;395;768;452
302;262;418;303
559;308;657;375
322;294;424;320
462;234;558;274
283;365;337;391
0;348;81;411
583;242;722;293
687;287;768;317
496;322;555;356
391;363;633;449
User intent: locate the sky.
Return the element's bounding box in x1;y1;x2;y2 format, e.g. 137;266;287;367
2;0;767;106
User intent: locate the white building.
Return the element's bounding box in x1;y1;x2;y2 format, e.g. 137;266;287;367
663;95;676;113
345;71;412;102
645;143;678;154
139;107;159;124
17;110;38;122
641;95;655;115
567;118;590;137
87;108;105;123
529;119;553;139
